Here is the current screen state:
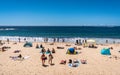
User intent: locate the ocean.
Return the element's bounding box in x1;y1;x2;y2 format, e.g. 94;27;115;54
0;26;120;44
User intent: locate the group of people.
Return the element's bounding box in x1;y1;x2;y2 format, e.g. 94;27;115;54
41;48;55;54
41;53;54;66
44;38;65;43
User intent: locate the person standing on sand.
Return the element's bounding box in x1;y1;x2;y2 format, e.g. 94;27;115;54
53;38;55;42
18;38;21;43
57;38;59;42
48;53;53;65
62;38;65;42
41;53;47;66
24;38;26;42
7;38;9;44
106;40;108;44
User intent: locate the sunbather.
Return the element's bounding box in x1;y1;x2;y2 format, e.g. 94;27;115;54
73;59;79;63
9;54;23;61
13;50;21;53
57;47;64;49
60;60;66;64
2;47;6;52
81;59;87;64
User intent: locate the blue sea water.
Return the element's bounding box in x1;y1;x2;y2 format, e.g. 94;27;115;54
0;26;120;38
0;26;120;43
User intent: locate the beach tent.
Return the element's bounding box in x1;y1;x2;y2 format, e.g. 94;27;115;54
87;39;96;46
101;48;111;55
87;39;96;44
66;48;76;54
24;42;32;47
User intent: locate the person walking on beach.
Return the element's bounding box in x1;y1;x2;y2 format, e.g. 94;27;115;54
57;38;59;42
48;53;53;65
106;40;108;44
53;38;56;42
7;38;9;44
24;38;26;42
41;53;47;66
18;38;21;43
62;38;65;42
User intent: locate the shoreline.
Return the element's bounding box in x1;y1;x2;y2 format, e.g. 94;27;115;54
0;36;120;44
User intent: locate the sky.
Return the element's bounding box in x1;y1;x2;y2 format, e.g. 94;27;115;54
0;0;120;26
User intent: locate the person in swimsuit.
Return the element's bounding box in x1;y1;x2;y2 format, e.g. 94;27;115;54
48;53;53;65
41;53;46;66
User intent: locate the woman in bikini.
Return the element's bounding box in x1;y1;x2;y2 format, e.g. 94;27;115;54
48;53;53;65
41;53;47;66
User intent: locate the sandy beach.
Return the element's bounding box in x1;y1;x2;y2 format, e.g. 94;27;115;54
0;41;120;75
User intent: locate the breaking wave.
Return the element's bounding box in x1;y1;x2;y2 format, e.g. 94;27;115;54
0;28;16;31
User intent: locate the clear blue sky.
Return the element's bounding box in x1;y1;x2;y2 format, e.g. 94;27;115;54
0;0;120;26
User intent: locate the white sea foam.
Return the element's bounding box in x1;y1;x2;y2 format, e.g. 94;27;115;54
0;36;120;44
0;28;16;31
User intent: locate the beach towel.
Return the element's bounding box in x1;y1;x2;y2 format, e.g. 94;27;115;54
23;56;30;59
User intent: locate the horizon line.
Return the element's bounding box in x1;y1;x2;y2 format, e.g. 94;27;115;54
0;25;120;27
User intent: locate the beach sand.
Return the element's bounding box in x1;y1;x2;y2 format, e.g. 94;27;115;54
0;41;120;75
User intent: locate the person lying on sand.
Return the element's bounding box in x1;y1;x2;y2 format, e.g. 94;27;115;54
57;47;64;49
73;59;79;63
60;60;66;65
1;47;6;52
80;59;87;64
13;50;21;53
66;44;71;46
9;54;24;61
